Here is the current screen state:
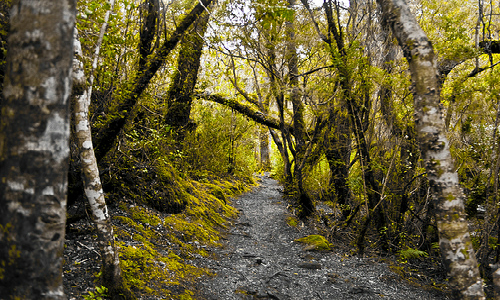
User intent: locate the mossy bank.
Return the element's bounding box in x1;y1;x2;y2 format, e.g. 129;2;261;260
64;163;255;299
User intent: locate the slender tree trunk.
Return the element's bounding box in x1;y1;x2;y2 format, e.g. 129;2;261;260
259;126;271;170
72;5;134;297
0;0;10;94
377;0;485;298
0;1;76;298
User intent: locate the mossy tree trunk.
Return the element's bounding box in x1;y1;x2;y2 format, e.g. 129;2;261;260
138;0;159;72
301;0;385;251
164;8;210;142
0;0;10;95
377;0;485;298
73;7;134;298
324;108;351;209
0;0;75;298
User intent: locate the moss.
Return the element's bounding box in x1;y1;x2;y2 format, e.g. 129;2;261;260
117;241;209;298
295;235;333;251
287;216;299;228
102;155;187;214
110;170;253;299
119;204;161;227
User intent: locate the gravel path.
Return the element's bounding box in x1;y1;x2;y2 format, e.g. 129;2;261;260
195;174;447;300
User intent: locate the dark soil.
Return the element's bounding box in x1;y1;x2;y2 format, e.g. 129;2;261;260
193;174;450;300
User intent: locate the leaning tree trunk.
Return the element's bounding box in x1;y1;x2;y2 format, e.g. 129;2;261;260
0;0;76;298
72;5;133;298
93;0;213;163
377;0;485;298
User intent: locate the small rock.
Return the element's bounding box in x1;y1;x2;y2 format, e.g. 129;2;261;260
297;262;322;269
326;272;339;283
349;285;373;294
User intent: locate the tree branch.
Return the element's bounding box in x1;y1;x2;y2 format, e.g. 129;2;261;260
196;93;293;134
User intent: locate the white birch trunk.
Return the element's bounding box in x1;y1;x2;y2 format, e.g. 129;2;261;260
376;0;485;298
72;1;130;297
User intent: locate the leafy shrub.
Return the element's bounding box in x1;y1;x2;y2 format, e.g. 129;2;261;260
398;248;429;263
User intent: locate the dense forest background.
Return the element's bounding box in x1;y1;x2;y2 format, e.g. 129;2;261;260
2;0;500;299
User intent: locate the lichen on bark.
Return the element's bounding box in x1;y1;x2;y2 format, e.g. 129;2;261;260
376;0;485;298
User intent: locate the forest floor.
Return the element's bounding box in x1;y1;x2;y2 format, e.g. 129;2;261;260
62;173;451;299
193;173;450;300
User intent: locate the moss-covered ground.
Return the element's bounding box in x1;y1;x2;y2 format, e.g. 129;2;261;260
64;168;255;299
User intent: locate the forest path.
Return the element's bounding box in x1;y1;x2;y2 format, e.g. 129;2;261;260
195;174;445;300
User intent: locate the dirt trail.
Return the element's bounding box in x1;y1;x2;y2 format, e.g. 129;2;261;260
195;174;447;300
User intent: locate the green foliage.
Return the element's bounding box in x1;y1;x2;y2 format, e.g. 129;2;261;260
420;0;477;61
184;102;258;178
398;248;429;264
83;286;108;300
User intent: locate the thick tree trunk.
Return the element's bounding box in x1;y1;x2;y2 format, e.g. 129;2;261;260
377;0;485;298
164;9;210;138
0;1;76;298
324;109;351;207
138;0;159;72
286;0;314;217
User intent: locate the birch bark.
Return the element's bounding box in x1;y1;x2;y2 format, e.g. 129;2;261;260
0;0;75;298
376;0;485;298
72;1;132;298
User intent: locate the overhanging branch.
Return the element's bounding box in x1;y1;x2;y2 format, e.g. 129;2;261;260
196;93;293;134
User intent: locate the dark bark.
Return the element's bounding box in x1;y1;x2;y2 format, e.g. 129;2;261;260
138;0;159;71
479;40;500;54
320;1;385;248
0;1;76;298
164;9;210;135
286;0;314;217
0;0;10;96
324;109;351;207
94;0;213;163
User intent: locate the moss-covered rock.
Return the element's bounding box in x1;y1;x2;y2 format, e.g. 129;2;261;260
295;235;333;251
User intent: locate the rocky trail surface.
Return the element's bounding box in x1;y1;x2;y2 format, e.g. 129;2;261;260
195;174;448;300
